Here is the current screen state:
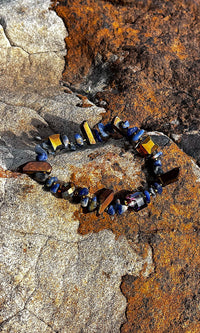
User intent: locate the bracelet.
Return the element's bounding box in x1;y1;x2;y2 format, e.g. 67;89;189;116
17;116;180;216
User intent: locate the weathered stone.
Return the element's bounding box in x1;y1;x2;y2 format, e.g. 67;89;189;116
0;0;67;91
52;0;200;161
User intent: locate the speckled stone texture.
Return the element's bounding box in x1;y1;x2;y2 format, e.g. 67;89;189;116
0;0;200;332
52;0;200;163
0;91;155;332
0;0;66;90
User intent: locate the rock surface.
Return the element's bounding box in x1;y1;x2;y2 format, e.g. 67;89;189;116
0;0;200;332
0;91;155;332
52;0;200;162
0;0;66;90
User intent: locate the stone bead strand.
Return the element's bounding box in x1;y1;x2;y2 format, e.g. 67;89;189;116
20;117;179;216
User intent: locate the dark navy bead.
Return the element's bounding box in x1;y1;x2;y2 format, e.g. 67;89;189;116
36;152;48;161
45;176;58;187
121;120;130;129
154;182;163;195
107;205;116;215
78;187;89;197
33;172;49;183
98;123;109;138
131;129;145;142
154;159;162;166
74;133;84;146
93;129;103;142
154;166;164;175
50;183;60;194
41;142;51;150
104;123;114;133
144;190;151;203
127;127;138;137
69;142;77;151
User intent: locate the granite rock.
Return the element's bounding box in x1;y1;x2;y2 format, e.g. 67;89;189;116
0;0;67;90
0;90;154;332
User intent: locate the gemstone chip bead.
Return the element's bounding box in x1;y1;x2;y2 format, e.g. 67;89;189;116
136;136;158;156
36;153;48;162
48;134;63;151
97;188;114;215
81;196;89;208
125;192;147;211
81;121;96;145
75;133;84;147
61;183;76;200
78;187;89;197
88;196;98;212
107;205;116;215
158;167;180;186
19;161;52;174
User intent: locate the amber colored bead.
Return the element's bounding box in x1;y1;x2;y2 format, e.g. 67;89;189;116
48;134;63;151
136;136;158;157
97;188;114;215
20;161;52;174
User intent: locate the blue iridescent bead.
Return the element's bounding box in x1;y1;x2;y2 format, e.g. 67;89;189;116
144;190;151;203
149;187;156;197
50;183;60;194
74;133;84;146
107;205;116;215
35;144;47;155
36;152;48;161
154;182;163;195
131;129;145;142
118;204;128;215
41;142;51;150
121;120;130;129
154;159;162;166
153;166;164;175
98;123;109;138
45;177;58;187
152;151;163;159
81;196;89;208
127;127;138;137
78;187;89;197
93;129;103;142
62;135;69;148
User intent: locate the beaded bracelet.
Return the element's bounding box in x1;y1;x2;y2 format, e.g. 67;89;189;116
18;116;180;216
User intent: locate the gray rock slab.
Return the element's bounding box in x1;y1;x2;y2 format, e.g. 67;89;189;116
0;0;67;91
0;90;154;332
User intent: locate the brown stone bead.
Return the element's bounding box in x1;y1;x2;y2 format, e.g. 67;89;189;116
158;167;180;186
97;188;114;215
20;161;52;174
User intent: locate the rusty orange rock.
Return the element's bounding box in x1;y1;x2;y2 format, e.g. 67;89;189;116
51;0;200;331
